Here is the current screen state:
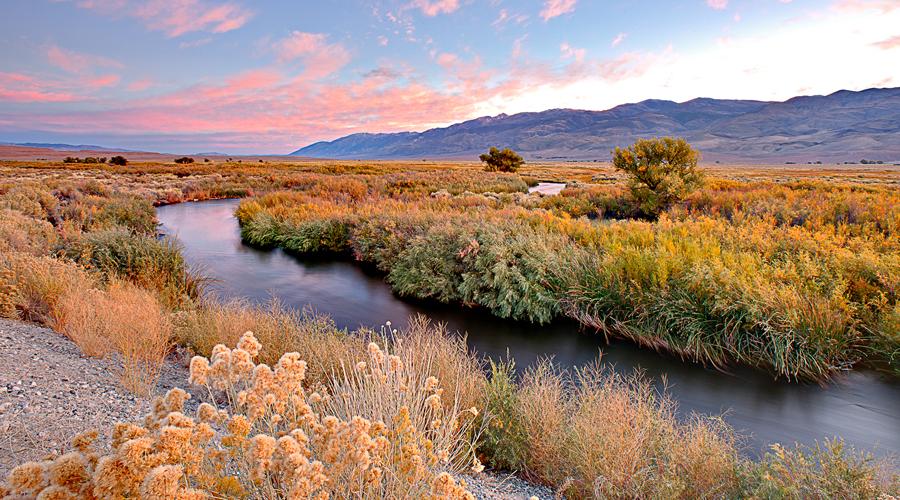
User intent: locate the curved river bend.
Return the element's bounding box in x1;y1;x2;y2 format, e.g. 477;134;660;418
158;199;899;458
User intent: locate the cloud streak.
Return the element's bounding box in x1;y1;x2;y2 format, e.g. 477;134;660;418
65;0;253;37
540;0;577;21
409;0;460;16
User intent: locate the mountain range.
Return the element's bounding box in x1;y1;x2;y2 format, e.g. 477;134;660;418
291;87;900;162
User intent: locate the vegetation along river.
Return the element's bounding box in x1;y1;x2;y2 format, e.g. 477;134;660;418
158;198;899;458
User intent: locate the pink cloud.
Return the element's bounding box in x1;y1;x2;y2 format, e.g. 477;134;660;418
706;0;728;10
512;35;528;58
832;0;899;13
540;0;577;21
273;32;351;79
65;0;253;37
560;43;586;63
409;0;460;16
127;79;155;92
872;35;900;49
85;74;121;88
611;33;627;47
275;32;327;61
46;45;123;74
0;43;669;152
0;72;78;103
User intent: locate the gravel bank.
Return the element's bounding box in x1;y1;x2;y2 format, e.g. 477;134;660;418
0;318;195;476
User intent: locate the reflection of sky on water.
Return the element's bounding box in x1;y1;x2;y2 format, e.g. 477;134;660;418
159;199;900;458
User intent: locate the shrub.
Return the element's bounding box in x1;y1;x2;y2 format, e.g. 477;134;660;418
60;194;157;235
0;185;58;219
174;157;195;164
0;252;96;324
744;440;899;498
612;137;704;217
0;209;59;255
0;333;482;498
175;299;363;384
108;155;128;166
458;223;568;323
62;228;204;307
517;361;742;498
479;358;527;471
479;147;524;173
387;222;473;303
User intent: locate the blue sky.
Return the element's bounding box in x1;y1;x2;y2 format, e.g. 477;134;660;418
0;0;897;153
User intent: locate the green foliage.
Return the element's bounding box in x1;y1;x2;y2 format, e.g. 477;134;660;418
743;440;898;499
62;228;204;307
612;137;704;217
233;170;899;380
478;358;527;471
479;147;524;173
387;223;472;303
458;223;565;323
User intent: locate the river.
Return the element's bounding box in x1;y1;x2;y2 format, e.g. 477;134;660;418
158;199;899;458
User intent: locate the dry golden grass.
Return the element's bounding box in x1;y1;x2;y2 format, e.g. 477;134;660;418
392;316;487;417
176;299;364;385
0;252;96;325
517;362;741;498
0;209;58;256
55;280;173;395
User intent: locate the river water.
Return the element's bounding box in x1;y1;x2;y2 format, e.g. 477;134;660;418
158;199;899;458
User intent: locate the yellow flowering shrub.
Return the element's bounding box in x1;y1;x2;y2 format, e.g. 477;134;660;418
0;332;481;499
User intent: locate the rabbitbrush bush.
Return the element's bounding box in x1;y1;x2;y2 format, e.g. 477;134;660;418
0;332;482;499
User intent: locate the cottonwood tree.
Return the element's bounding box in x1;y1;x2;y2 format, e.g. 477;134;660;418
479;147;524;173
612;137;704;217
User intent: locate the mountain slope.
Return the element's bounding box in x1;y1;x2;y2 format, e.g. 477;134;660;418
291;88;900;162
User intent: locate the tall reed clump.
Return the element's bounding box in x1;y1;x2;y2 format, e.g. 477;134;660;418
54;280;173;395
485;360;742;499
63;228;205;308
0;333;481;499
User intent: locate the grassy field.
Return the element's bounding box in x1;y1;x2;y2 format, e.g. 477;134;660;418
0;159;898;498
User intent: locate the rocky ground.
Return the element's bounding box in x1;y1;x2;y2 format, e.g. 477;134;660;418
0;318;556;499
0;318;198;476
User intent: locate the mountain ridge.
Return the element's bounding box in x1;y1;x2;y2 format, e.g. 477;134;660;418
291;87;900;162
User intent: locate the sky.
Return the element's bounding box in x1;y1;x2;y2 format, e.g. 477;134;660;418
0;0;898;154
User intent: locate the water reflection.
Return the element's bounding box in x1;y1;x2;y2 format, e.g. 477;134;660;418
158;199;900;457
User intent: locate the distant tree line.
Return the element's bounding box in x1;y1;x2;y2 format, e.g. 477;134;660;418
63;156;108;164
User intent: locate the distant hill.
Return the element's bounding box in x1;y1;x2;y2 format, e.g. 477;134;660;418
291;87;900;163
1;142;139;152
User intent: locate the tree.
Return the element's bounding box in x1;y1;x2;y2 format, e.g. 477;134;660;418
479;147;524;173
109;156;128;166
174;157;195;164
611;137;704;217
